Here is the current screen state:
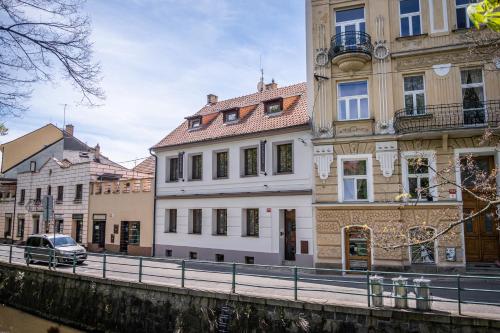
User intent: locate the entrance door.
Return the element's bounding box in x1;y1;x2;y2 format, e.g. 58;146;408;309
93;221;106;248
32;215;40;234
345;226;371;271
120;221;129;253
463;156;500;263
284;210;296;261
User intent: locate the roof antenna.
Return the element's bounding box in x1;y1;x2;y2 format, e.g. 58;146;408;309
257;55;264;93
60;103;67;130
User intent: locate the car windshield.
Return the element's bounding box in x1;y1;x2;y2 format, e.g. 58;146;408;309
53;236;77;247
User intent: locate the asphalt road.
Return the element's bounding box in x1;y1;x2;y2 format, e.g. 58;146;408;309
1;245;499;320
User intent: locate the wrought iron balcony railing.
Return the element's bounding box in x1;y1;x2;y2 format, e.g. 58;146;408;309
329;31;373;59
393;100;500;134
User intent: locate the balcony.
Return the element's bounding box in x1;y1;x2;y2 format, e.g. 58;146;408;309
329;31;373;72
393;100;500;134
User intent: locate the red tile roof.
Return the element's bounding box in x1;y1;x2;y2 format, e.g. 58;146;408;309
152;82;308;149
133;156;155;174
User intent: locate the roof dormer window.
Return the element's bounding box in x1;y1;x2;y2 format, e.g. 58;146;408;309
223;109;239;123
189;117;202;129
264;98;283;115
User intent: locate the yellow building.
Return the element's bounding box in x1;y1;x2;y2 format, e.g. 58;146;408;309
307;0;500;271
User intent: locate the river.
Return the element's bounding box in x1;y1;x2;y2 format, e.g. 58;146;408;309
0;305;82;333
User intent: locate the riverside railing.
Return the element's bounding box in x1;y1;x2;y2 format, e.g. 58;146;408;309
1;244;500;317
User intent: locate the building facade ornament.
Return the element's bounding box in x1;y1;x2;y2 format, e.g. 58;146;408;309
375;141;398;177
313;145;334;181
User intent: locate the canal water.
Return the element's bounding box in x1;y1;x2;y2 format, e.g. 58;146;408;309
0;305;82;333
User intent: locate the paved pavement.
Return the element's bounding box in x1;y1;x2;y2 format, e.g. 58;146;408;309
1;245;499;321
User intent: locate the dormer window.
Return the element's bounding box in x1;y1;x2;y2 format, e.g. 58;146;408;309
189;117;202;129
223;109;239;123
264;98;283;115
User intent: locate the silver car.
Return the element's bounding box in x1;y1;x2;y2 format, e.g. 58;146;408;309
24;234;87;265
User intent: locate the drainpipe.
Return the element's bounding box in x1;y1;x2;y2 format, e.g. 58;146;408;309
11;185;17;243
149;149;158;257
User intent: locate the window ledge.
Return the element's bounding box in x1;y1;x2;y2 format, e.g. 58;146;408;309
396;33;428;41
336;118;373;123
213;234;228;236
242;235;259;238
188;233;202;235
214;177;229;180
241;174;259;178
188;179;202;182
265;112;283;118
274;171;294;176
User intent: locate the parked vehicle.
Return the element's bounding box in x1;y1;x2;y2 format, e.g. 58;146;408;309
24;234;87;265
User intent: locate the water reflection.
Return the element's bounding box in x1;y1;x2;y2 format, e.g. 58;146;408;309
0;305;82;333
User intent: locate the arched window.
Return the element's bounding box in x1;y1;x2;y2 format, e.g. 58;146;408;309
409;227;436;264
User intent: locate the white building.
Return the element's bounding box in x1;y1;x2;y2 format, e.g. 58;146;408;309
151;82;314;266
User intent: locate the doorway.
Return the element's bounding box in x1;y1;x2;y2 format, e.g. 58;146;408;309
345;226;371;271
462;156;500;263
284;210;296;261
72;214;83;243
92;220;106;248
32;215;40;235
120;221;129;253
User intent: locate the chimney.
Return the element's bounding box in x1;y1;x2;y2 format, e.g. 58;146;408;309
65;124;74;136
265;79;278;90
207;94;218;105
94;144;100;161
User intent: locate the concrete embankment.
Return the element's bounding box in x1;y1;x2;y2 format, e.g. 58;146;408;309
0;263;499;333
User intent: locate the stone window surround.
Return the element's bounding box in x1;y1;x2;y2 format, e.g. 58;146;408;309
336;154;374;203
399;0;422;37
401;150;438;201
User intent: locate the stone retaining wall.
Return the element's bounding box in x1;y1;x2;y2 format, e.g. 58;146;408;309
0;263;498;333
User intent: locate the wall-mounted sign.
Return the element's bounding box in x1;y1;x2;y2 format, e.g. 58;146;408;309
449;189;457;199
266;208;272;213
446;247;456;262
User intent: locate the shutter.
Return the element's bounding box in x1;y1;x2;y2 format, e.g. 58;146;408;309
260;140;266;174
178;152;184;179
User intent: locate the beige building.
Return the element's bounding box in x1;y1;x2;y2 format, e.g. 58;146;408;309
307;0;500;271
87;158;154;256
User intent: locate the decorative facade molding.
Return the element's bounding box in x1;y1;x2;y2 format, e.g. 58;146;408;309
313;145;334;181
375;141;398;178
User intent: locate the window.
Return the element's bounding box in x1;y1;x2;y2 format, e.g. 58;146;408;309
47;185;51;196
165;249;173;257
189;117;201;129
223;109;239;123
335;7;365;48
404;76;425;115
243;147;258;176
57;186;64;203
129;222;140;245
75;184;83;202
338;155;373;202
245;256;254;264
338;81;369;120
17;216;25;238
456;0;476;29
215;151;229;179
4;214;12;237
400;0;421;36
276;143;293;174
461;69;485;124
189;251;198;259
245;209;259;237
165;209;177;233
265;99;283;114
215;254;224;262
167;157;179;182
409;227;436;264
35;188;42;203
29;161;36;172
56;219;64;233
215;209;227;235
19;189;25;204
190;209;202;234
402;151;437;201
190;154;202;180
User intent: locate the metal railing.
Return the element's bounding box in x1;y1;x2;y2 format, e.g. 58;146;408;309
329;31;373;60
1;244;499;318
394;100;500;134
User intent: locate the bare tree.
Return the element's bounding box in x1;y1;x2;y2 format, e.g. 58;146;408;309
0;0;104;123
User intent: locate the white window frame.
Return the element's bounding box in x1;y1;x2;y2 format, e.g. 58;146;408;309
242;208;259;237
337;154;374;203
403;75;426;115
460;68;485;105
408;226;438;264
455;0;476;29
334;7;366;43
164;209;177;233
188;209;203;234
165;155;180;183
337;80;369;121
273;141;294;175
399;0;422;36
401;151;438;201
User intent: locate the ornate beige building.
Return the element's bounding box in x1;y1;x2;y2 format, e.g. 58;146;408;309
306;0;500;271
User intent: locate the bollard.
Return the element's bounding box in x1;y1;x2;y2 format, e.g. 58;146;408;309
231;262;236;293
181;260;185;288
72;252;76;274
392;276;409;309
369;275;384;307
139;257;143;283
414;277;432;311
8;245;12;264
102;253;107;279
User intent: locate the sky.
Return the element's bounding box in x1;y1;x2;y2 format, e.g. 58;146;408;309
2;0;306;169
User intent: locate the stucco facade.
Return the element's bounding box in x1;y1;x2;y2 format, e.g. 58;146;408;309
307;0;500;271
